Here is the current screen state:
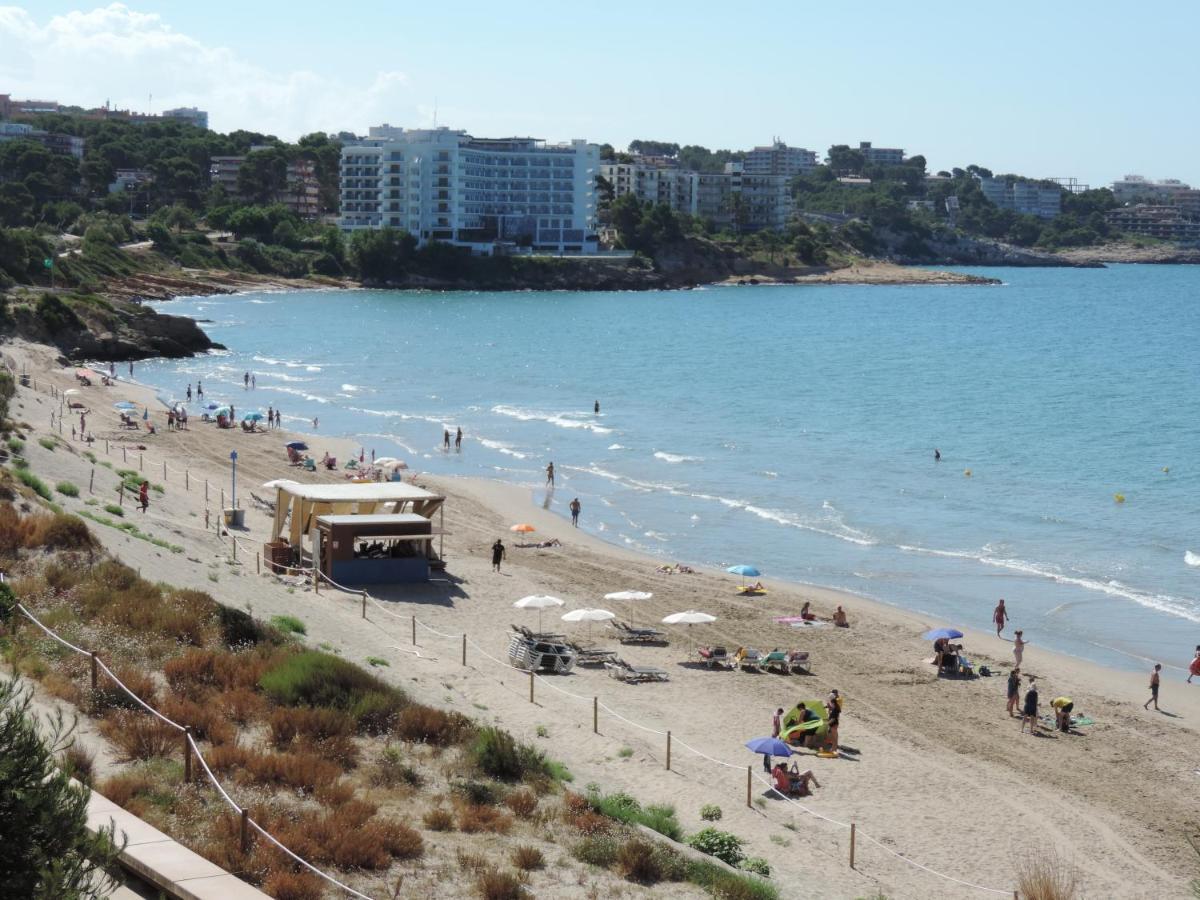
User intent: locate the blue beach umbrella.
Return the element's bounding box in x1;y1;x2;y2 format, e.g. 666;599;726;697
242;411;264;421
745;736;792;758
922;627;964;641
113;401;136;411
203;401;221;411
285;440;308;451
727;564;760;587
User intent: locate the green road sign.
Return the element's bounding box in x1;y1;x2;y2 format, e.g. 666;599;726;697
43;258;53;269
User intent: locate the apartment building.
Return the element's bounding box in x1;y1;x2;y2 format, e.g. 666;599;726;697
978;176;1062;219
339;126;599;254
0;121;84;158
600;161;698;215
743;140;818;178
1110;175;1191;205
859;141;905;166
1105;205;1200;242
210;149;320;217
720;162;792;231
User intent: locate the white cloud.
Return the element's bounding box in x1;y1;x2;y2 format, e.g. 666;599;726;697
0;4;416;137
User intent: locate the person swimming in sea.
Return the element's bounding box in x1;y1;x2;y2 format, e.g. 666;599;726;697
934;448;941;461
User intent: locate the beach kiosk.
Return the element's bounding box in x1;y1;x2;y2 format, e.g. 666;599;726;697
266;482;446;579
315;513;433;584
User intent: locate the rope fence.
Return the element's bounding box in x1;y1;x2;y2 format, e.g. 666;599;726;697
13;603;381;900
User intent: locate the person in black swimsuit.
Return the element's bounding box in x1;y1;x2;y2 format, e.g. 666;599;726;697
491;539;506;573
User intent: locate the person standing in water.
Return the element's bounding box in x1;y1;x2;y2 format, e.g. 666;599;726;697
569;497;581;526
934;448;941;461
186;384;192;402
197;381;203;399
546;462;555;487
455;427;462;451
443;428;450;451
993;598;1009;636
594;400;600;414
491;538;506;573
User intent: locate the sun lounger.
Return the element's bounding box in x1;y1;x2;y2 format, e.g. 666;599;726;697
734;648;763;671
605;658;670;683
611;621;667;644
787;650;811;674
512;624;567;642
697;646;730;669
762;650;790;673
567;641;618;666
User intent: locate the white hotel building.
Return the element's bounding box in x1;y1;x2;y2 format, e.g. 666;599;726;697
340;126;599;254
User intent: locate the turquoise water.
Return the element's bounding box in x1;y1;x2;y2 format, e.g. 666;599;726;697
134;265;1200;673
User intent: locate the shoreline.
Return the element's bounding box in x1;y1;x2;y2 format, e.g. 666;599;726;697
10;337;1200;898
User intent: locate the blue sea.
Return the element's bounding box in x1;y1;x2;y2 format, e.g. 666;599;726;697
133;265;1200;673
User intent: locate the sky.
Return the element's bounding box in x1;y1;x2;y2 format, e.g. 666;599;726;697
2;1;1197;187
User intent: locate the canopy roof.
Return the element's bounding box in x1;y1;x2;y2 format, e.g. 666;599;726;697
316;513;431;526
272;481;444;546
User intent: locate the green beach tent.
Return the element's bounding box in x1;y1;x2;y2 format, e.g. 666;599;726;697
780;700;829;744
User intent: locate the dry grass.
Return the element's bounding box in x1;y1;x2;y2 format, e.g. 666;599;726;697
60;741;96;785
504;788;538;818
260;870;325;900
99;709;180;761
215;687;268;725
42;670;85;706
93;664;158;712
99;769;157;812
422;807;455;831
205;743;343;794
267;706;359;769
458;802;514;834
393;704;473;746
615;838;664;884
476;867;529;900
511;844;544;871
1016;848;1080;900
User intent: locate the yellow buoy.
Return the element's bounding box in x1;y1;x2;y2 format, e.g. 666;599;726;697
1162;467;1170;474
1114;493;1125;503
964;469;972;477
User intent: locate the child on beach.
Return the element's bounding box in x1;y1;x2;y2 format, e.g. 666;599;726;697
1020;680;1039;733
1144;663;1161;710
1007;668;1021;717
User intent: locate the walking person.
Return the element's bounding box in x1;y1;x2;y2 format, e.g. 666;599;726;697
1189;646;1200;684
455;427;462;451
312;417;318;431
1011;630;1027;667
993;598;1009;636
244;371;249;390
197;381;203;399
251;374;256;390
138;480;150;514
186;384;192;402
491;538;506;573
546;462;555;487
569;497;581;527
267;406;274;430
1020;679;1039;734
1144;663;1162;710
1006;668;1021;718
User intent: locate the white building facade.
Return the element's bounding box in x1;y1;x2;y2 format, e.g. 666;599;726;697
978;176;1062;219
743;141;818;178
340;126;599;254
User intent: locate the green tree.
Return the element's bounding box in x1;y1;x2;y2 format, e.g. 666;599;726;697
150;203;195;233
826;145;865;176
0;183;35;227
349;227;418;282
236;147;289;205
0;676;123;897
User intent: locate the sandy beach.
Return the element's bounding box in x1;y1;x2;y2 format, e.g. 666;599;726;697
10;338;1200;899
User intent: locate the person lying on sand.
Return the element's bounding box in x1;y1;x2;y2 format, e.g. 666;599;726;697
516;538;562;549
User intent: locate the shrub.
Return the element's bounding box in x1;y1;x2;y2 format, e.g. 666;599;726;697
102;503;123;517
366;655;389;667
7;438;24;454
12;456;27;469
38;437;57;452
587;789;683;841
99;769;157;811
740;857;771;877
260;870;325;900
158;695;236;745
476;867;528;900
270;614;306;635
216;687;267;725
243;749;342;794
370;745;420;787
93;665;158;712
457;802;513;834
394;703;472;746
469;726;547;781
99;711;179;761
511;845;544;871
422;807;454;831
16;469;51;500
571;834;619;868
259;650;406;733
504;788;538;817
33;513;95;552
701;803;723;821
1016;848;1080;900
60;741;96;785
268;706;355;747
686;828;746;867
217;605;277;647
617;838;665;884
452;779;500;806
55;481;79;497
690;863;780;900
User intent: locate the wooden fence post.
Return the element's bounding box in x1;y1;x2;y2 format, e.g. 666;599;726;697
122;446;127;463
232;537;237;562
205;479;208;502
162;460;167;480
411;616;416;645
240;809;250;854
89;468;94;494
313;568;319;593
139;454;143;471
256;552;260;575
185;469;189;491
362;592;368;620
529;670;534;704
183;727;193;783
593;697;598;734
118;485;124;507
666;731;671;771
746;766;752;808
461;633;466;665
105;438;109;454
850;822;856;869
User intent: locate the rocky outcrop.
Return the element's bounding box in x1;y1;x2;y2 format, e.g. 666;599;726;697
7;293;221;361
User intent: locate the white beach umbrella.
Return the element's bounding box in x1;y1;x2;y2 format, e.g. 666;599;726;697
262;479;299;490
513;595;565;631
562;607;616;638
605;590;653;627
63;388;80;397
662;610;717;626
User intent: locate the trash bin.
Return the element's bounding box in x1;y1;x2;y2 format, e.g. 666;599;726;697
223;508;245;528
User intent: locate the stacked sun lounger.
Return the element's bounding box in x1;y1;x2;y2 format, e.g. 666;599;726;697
605;658;670;683
611;621;668;644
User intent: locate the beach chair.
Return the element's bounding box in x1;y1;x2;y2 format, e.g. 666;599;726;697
954;655;976;677
697;646;730;669
302;457;316;472
605;658;670;683
787;650;811;674
735;648;763;671
567;641;618;666
611;621;667;644
762;650;790;674
287;446;303;466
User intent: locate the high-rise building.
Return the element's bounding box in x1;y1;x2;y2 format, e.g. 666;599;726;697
339;126;599;254
858;141;905;167
162;107;209;130
600;161;698;215
210;148;320;217
978;176;1062;219
744;141;818;178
